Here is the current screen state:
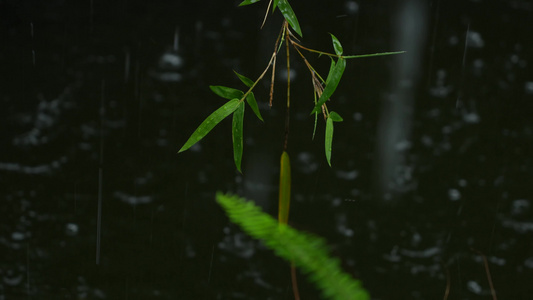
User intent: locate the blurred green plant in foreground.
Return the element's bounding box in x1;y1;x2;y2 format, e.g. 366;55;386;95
216;192;370;300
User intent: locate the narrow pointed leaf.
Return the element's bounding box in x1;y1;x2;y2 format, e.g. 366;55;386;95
325;116;334;167
210;86;244;100
326;58;336;84
278;151;291;225
179;99;241;153
232;102;245;172
343;51;406;59
234;71;254;87
311;58;346;114
273;0;279;12
277;0;302;37
239;0;261;6
246;92;264;121
329;111;343;122
330;33;343;56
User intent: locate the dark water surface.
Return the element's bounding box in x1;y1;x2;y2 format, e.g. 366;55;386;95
1;0;532;299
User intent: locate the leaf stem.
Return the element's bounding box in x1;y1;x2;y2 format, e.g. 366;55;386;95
292;42;339;58
270;21;286;107
261;0;273;29
292;43;328;119
292;40;405;59
284;21;290;152
239;50;277;105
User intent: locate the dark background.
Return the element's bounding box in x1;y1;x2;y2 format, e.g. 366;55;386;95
1;0;532;299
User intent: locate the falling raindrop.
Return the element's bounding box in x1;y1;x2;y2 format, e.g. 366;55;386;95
173;26;179;52
30;22;35;66
208;244;215;284
90;0;94;32
96;79;105;265
124;48;130;83
26;243;30;296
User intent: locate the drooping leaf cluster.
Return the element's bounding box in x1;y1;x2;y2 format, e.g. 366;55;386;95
179;0;404;169
311;35;346;114
216;192;370;300
178;72;263;172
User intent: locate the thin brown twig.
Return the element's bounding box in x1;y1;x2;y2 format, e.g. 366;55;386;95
239;51;277;104
471;248;497;300
270;55;277;107
269;21;286;107
310;74;327;120
260;0;273;29
286;27;291;110
293;45;315;77
286;26;301;43
290;36;330;120
442;262;451;300
290;262;300;300
291;41;339;58
292;41;326;85
284;22;290;152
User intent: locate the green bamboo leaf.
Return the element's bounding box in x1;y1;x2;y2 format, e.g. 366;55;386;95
238;0;261;6
233;70;254;87
232;102;245;172
245;92;264;121
273;0;279;11
210;86;244;100
311;58;346;114
343;51;406;59
329;111;343;122
216;192;370;300
326;58;336;84
179;99;241;153
278;151;291;225
330;33;343;56
277;0;302;37
325;116;334;166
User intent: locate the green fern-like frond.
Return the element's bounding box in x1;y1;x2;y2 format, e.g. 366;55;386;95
216;192;370;300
